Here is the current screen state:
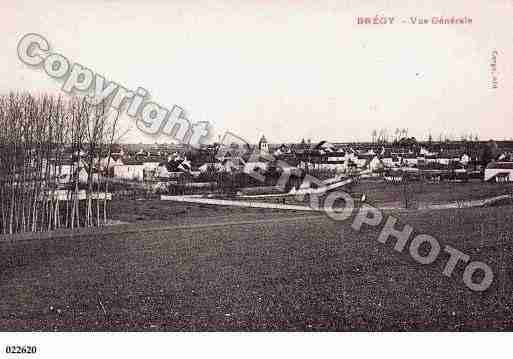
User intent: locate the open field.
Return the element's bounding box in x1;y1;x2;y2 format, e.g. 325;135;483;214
1;200;512;330
109;199;318;224
163;180;513;210
354;180;513;207
236;180;513;208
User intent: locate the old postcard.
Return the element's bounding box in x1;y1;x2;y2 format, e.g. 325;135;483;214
1;0;513;356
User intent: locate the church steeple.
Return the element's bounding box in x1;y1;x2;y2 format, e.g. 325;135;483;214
258;135;269;154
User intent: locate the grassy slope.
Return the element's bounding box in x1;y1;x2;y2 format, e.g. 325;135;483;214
353;180;513;207
171;181;513;210
109;199;317;224
1;202;512;330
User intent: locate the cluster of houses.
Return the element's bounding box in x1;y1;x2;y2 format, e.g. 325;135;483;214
292;140;472;171
296;141;513;183
60;136;513;185
26;145;193;187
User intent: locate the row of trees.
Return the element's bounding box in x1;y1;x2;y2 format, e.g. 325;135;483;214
371;128;409;143
372;129;482;144
0;93;120;235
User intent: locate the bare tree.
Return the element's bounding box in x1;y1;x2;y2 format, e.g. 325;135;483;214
371;129;377;143
0;93;120;235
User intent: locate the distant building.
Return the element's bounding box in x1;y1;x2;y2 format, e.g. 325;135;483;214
95;156;123;172
258;135;269;154
142;158;162;179
460;154;471;166
484;161;513;182
56;161;89;186
113;160;145;181
199;160;241;173
369;156;384;172
199;163;226;173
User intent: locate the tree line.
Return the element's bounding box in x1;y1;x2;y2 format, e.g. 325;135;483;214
0;93;120;235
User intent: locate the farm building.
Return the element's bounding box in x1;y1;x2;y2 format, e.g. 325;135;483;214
369;156;384;172
384;174;404;183
399;154;418;167
93;156;124;172
243;161;269;174
484;161;513;182
437;151;464;165
50;160;89;186
198;160;242;173
156;163;189;179
143;159;161;171
113;160;145;181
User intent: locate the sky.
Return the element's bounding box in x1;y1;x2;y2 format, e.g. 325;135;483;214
2;0;513;144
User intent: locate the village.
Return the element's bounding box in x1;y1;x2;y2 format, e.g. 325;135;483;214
91;135;513;190
2;106;512;237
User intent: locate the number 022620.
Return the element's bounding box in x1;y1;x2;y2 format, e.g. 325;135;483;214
5;346;37;354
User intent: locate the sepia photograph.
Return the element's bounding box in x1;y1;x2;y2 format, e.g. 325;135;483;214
1;0;513;356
